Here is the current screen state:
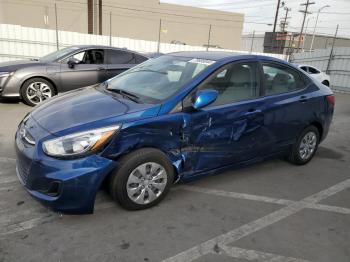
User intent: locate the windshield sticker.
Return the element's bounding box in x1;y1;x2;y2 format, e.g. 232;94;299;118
188;58;215;66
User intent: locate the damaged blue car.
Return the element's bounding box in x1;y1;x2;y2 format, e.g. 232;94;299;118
15;52;334;214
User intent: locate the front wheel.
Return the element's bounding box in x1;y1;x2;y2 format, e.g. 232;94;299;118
287;126;320;165
109;148;174;210
21;78;54;106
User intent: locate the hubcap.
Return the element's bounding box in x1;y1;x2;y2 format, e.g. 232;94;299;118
299;131;317;160
26;82;52;105
126;162;167;205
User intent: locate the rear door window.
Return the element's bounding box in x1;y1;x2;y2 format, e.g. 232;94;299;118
262;62;306;95
107;50;135;64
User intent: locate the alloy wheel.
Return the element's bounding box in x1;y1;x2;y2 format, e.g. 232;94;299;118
126;162;168;205
299;131;317;160
26;82;52;105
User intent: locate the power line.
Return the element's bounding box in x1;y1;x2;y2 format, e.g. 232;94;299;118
322;11;350;15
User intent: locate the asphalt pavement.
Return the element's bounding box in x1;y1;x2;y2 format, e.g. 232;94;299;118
0;93;349;262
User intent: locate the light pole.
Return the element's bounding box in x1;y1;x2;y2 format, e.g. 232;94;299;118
310;5;330;51
302;16;314;51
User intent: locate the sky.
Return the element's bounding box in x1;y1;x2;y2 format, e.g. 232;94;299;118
162;0;350;37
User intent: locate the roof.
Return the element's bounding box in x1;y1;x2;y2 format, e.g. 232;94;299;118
67;45;149;56
169;51;291;67
169;51;246;61
71;45;125;49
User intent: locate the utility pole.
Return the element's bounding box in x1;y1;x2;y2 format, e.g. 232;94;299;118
206;24;212;51
288;34;296;61
296;0;315;53
98;0;102;35
287;33;293;57
250;30;255;53
87;0;93;34
326;24;339;74
157;18;162;52
273;0;281;33
109;11;112;46
272;0;281;52
281;7;291;32
54;3;59;50
302;17;314;51
279;6;291;54
310;5;330;51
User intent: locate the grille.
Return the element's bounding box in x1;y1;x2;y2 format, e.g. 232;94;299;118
17;160;30;185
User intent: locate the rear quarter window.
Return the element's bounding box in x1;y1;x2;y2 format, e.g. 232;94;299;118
135;54;148;64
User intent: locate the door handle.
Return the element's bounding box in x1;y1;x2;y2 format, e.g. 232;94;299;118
97;67;106;71
244;109;262;116
299;95;308;103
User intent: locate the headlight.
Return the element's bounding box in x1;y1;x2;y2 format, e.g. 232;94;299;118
42;125;121;158
0;72;14;78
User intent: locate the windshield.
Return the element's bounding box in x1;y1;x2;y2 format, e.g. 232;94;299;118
105;55;215;104
40;47;80;62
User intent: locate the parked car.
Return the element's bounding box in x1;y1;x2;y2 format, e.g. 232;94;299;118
15;52;334;214
0;45;149;106
297;64;330;86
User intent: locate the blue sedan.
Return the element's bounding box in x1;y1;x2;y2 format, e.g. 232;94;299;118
15;52;334;214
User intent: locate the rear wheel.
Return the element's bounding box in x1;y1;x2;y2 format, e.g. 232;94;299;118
109;148;174;210
287;126;320;165
21;78;54;106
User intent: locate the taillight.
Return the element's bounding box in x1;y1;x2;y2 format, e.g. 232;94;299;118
326;95;335;106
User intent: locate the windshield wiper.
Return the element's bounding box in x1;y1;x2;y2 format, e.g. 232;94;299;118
133;69;168;74
106;86;141;103
119;69;168;77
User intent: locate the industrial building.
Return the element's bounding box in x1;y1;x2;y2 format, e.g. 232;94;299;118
242;31;350;54
0;0;244;50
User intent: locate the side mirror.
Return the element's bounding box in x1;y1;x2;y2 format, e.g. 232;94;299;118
67;58;78;69
192;89;218;110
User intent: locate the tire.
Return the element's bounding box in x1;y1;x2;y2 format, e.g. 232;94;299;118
287;125;320;165
21;78;55;106
109;148;174;210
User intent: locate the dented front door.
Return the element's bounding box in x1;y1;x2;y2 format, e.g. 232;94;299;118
183;99;265;173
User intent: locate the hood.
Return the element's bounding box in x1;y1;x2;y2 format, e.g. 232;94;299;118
0;59;45;71
30;86;159;135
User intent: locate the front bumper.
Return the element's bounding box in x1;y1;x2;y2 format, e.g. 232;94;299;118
0;75;21;98
15;131;118;214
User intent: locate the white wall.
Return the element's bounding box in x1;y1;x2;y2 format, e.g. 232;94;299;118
0;24;287;62
241;34;265;53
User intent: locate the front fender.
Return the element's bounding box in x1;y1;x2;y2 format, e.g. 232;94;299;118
101;113;186;181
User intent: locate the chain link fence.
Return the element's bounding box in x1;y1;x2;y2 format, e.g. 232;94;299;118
290;47;350;92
